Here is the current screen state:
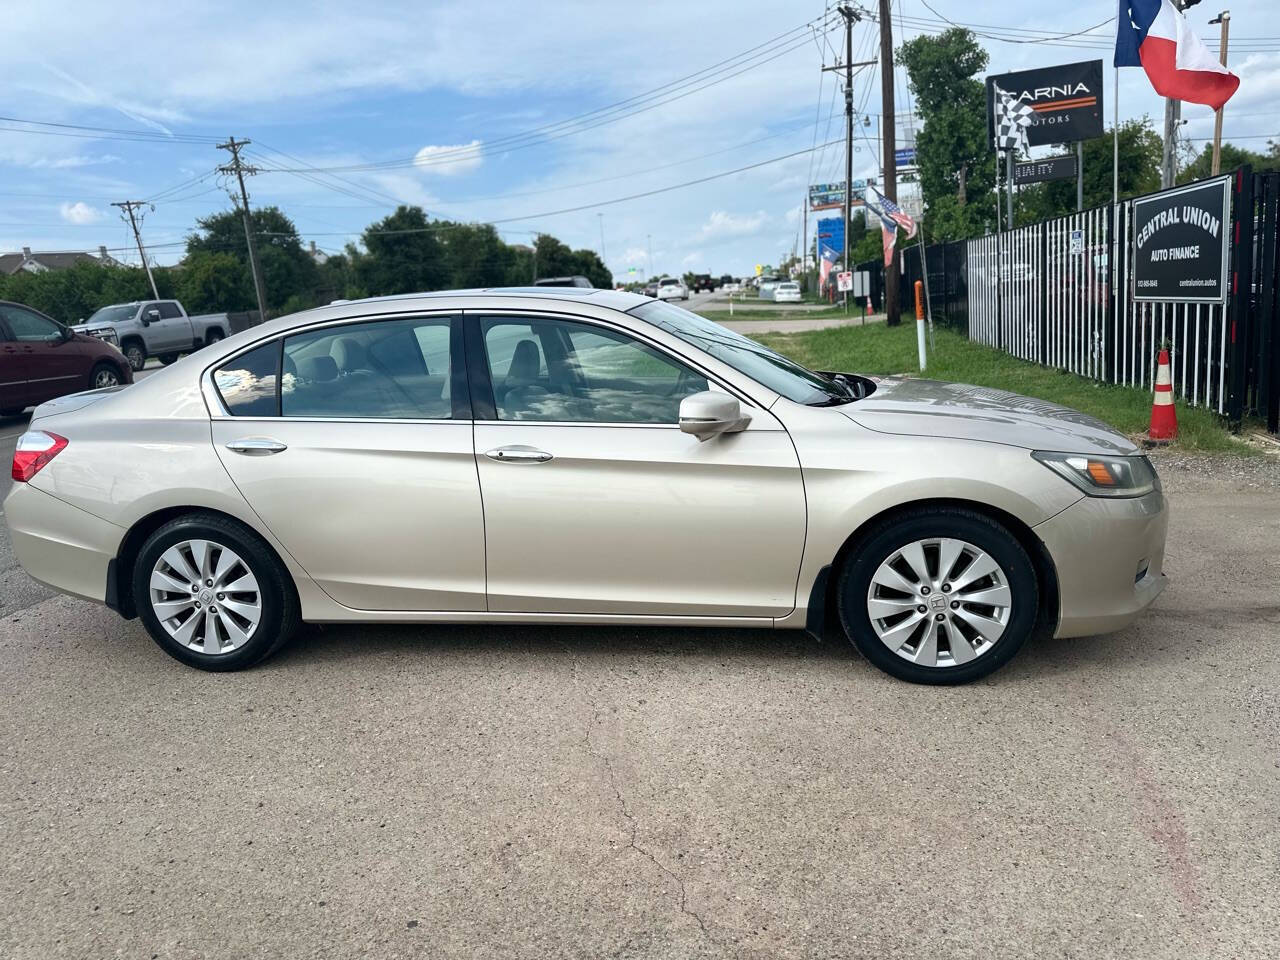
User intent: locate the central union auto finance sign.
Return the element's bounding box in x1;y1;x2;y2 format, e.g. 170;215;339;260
1131;177;1232;303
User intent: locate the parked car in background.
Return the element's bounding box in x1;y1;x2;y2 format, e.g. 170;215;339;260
1;300;132;417
774;281;802;303
722;280;741;294
72;300;229;372
656;277;688;301
533;276;593;288
757;276;782;301
642;282;658;298
719;274;735;289
691;274;716;293
4;288;1168;684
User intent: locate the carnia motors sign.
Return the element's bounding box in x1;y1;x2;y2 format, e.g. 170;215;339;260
1131;177;1232;303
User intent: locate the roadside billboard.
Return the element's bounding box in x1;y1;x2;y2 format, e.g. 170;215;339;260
985;60;1104;148
809;179;876;211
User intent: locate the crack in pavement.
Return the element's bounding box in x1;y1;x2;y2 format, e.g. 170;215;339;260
564;645;716;946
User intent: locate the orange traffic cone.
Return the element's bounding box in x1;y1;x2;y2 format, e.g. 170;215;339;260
1149;348;1177;442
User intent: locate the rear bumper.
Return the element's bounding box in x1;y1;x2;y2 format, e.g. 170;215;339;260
2;483;124;604
1035;488;1169;638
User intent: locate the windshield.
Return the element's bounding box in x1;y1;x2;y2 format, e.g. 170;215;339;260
628;300;849;405
85;304;138;326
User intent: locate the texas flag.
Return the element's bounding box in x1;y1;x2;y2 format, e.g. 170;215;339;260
1115;0;1239;111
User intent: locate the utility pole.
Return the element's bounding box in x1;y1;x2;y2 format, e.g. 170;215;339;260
597;212;607;268
822;5;871;312
878;0;899;324
647;233;654;279
111;201;159;299
1210;11;1231;175
216;137;269;322
1161;0;1194;188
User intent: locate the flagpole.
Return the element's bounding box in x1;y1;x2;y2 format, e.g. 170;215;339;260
1113;66;1120;204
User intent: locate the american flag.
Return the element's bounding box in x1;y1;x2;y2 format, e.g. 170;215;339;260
867;187;917;267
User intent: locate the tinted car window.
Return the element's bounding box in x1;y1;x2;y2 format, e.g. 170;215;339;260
282;317;453;419
1;306;61;341
213;341;280;417
482;317;707;423
158;301;182;319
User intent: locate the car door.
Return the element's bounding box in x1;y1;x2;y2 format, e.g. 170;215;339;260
468;312;806;618
209;313;486;611
0;304;85;407
0;316;27;412
143;301;187;352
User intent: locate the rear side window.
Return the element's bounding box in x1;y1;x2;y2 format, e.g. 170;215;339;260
213;341;280;416
158;302;183;319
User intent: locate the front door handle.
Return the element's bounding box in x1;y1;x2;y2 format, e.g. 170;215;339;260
225;437;288;456
484;444;553;464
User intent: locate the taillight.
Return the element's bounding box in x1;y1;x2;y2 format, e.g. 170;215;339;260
11;431;68;483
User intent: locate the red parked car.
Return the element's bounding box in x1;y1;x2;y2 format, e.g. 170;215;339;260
0;300;133;417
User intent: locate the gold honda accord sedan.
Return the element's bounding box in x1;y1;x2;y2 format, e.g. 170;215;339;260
4;288;1167;683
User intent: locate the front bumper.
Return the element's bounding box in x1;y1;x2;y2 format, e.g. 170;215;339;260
3;483;124;604
1034;488;1169;638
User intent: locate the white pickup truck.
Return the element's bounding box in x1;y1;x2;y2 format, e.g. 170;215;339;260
72;300;230;371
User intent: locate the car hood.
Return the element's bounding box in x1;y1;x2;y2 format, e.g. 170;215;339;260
839;376;1138;456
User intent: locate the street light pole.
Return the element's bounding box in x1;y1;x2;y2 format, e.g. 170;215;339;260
1210;11;1231;175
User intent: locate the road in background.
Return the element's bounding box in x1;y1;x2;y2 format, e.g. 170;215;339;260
1;458;1278;959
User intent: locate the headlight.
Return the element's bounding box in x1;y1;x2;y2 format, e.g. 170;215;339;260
1032;451;1158;498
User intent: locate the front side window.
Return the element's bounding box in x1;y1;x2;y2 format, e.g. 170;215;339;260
482;317;707;423
282;316;453;419
1;306;61;341
213;341;279;416
628;299;848;406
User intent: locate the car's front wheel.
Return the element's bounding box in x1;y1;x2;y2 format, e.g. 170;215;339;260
132;513;299;671
89;362;122;389
836;507;1038;685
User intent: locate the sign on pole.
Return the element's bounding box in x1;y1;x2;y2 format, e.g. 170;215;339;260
894;148;916;167
1132;176;1232;303
985;60;1105;148
1014;154;1078;186
1069;229;1084;255
836;271;853;292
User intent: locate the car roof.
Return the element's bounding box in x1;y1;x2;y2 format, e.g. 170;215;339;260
325;286;646;308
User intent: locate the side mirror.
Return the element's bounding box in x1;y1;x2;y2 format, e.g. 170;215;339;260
678;390;751;442
144;309;160;324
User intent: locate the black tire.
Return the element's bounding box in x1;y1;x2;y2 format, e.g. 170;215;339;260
122;340;146;372
158;353;180;365
88;362;123;390
836;506;1038;685
205;329;224;346
132;512;299;672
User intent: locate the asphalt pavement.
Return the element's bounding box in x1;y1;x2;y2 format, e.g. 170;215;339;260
2;442;1279;958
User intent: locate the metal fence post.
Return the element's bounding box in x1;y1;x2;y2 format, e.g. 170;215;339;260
1227;165;1254;424
1258;173;1279;432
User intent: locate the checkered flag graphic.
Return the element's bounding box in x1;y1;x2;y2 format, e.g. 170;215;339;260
993;85;1033;153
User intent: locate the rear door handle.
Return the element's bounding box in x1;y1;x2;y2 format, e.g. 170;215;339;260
225;437;287;456
484;444;553;463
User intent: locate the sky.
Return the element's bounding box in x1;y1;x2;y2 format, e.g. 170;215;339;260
2;0;1278;281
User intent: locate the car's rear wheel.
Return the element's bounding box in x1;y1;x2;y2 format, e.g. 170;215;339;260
158;353;180;365
836;507;1038;685
122;341;146;372
89;362;122;389
132;513;299;671
205;329;224;346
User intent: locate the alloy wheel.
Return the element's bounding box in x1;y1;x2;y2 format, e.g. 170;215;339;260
865;537;1012;668
125;346;145;371
149;539;262;655
93;368;120;388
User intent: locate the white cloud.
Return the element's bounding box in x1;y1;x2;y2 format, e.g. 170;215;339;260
413;141;484;176
59;201;104;224
681;250;704;266
699;209;769;239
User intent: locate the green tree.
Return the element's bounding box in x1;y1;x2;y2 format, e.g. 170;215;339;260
1178;141;1280;183
349;205;448;297
186;206;319;314
174;251;254;314
897;28;996;242
437;221;512;288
